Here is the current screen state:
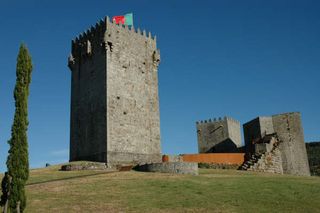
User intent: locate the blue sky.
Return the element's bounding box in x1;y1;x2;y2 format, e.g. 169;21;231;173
0;0;319;172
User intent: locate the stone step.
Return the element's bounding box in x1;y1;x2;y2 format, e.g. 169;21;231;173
242;165;248;169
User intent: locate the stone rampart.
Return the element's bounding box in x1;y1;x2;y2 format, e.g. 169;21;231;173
136;162;198;175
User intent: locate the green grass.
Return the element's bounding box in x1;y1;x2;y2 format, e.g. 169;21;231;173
1;164;320;212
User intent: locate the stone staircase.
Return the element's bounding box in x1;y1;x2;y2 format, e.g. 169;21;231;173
240;135;283;174
240;153;263;170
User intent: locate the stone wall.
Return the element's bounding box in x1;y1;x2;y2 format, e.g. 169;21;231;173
196;117;241;153
245;136;284;174
272;112;310;176
306;141;320;176
69;20;107;162
68;17;161;165
247;147;283;174
136;162;199;175
243;112;310;176
243;116;274;157
105;18;161;165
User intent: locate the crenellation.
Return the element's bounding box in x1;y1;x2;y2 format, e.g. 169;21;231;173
103;17;157;48
69;15;161;166
197;116;241;153
106;16;110;23
225;116;240;124
85;29;90;37
131;25;135;32
99;18;105;25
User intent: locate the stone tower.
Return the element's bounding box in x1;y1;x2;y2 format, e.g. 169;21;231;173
196;117;241;153
243;112;310;176
68;17;161;166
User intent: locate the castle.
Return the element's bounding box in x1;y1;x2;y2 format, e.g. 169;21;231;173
243;112;310;176
68;17;161;166
67;16;311;176
197;112;310;176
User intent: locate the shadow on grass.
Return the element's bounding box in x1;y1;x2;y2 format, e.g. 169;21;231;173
26;171;117;186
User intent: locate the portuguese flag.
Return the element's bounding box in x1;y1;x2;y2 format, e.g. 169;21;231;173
112;13;133;26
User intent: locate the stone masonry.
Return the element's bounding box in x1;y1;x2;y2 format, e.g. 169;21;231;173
243;116;274;156
240;134;284;174
196;117;241;153
305;142;320;176
243;112;310;176
68;17;161;166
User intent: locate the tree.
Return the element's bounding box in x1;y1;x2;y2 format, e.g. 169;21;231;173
5;44;33;213
0;172;11;212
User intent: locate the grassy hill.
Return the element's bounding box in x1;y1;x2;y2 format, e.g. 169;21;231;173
1;164;320;212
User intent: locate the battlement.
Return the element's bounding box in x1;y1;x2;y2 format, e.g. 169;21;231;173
196;116;240;125
69;15;162;166
73;18;106;43
73;16;157;43
196;116;241;153
69;16;159;70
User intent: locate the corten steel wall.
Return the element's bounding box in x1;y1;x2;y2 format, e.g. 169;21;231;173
181;153;245;165
68;17;162;165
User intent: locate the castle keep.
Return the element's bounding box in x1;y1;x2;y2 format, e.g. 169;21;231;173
68;17;161;166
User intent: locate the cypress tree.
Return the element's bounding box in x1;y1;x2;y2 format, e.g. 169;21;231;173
5;44;33;213
0;172;10;210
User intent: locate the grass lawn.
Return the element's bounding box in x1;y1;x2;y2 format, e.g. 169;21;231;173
1;164;320;212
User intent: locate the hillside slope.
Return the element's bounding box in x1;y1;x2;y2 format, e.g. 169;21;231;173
1;164;320;212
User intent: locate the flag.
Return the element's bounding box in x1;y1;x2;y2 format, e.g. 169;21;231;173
112;13;133;26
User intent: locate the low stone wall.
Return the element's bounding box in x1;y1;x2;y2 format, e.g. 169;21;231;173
198;163;240;170
135;162;198;175
61;161;107;171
